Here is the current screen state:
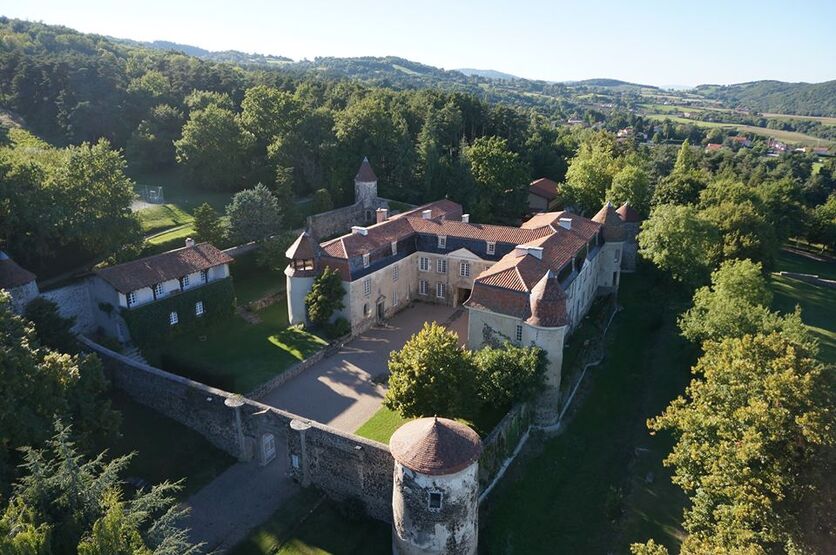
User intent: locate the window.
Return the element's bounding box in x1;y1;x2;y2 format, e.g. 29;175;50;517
515;324;523;342
393;264;399;282
201;270;208;283
391;241;398;255
183;274;190;288
195;301;204;316
460;261;470;277
438;235;447;249
614;249;620;263
169;311;179;326
436;282;446;299
428;491;443;511
487;241;496;255
436;259;447;274
154;283;164;298
126;291;136;307
364;279;371;297
362;253;370;268
364;303;370;316
291;454;300;469
419;256;430;272
419;280;428;296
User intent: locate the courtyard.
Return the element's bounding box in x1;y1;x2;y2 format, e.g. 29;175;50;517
259;302;467;434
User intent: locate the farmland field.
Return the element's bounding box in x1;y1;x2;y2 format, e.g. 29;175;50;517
645;115;834;146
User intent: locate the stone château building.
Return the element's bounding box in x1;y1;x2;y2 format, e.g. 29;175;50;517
286;159;640;424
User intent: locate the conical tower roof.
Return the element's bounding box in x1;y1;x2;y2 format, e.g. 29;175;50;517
285;231;318;260
527;270;569;327
389;417;482;476
355;156;378;182
616;202;641;223
591;201;625;241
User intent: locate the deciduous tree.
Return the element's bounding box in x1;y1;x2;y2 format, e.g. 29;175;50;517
225;184;282;243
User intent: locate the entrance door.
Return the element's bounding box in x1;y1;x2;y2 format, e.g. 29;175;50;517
377;300;385;321
457;288;472;306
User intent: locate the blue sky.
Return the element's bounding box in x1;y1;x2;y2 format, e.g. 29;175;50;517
4;0;834;86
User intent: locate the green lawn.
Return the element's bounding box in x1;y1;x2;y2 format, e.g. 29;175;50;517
775;248;836;279
102;390;235;499
145;301;327;394
232;252;286;306
230;489;390;555
354;406;410;443
137;203;194;234
132;169;235;213
146;224;196;246
481;272;694;553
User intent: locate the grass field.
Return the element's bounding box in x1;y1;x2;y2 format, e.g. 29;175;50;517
132;169;235;213
145;301;327;394
103;390;235;499
645;114;833;146
137;204;194;234
230;489;390;555
481;272;694;553
762;113;836;125
771;249;836;363
354;406;410;443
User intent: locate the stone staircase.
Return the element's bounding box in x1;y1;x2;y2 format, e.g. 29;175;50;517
121;344;149;366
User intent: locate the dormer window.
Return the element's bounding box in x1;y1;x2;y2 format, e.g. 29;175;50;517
391;241;398;256
438;235;447;249
127;291;136;307
154;283;164;298
486;241;496;255
363;253;370;268
201;270;208;283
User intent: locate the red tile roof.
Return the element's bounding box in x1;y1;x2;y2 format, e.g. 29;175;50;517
527;270;570;327
408;218;552;245
0;257;36;289
285;232;318;260
616;202;641;223
355;157;378;182
389;417;482;476
592;202;626;241
529;177;559;201
96;243;233;293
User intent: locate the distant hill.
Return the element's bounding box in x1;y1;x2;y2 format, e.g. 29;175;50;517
457;68;520;81
571;78;658;91
694;80;836;117
110;37;292;66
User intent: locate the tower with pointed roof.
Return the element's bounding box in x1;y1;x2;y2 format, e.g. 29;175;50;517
285;231;320;325
615;202;641;272
390;417;482;555
355;157;378;216
591;201;625;292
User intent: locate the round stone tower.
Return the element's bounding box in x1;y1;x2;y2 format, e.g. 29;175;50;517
389;417;482;555
284;231;319;325
354;156;378;210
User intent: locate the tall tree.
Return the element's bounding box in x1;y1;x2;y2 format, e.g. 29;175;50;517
607;164;652;217
305;266;346;327
192;202;225;246
225;184;282;243
462;136;528;224
559;140;617;215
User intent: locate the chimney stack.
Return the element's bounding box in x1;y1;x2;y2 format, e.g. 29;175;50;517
351;226;369;236
514;245;544;260
461;213;470;223
558;218;572;230
185;237;196;248
422;209;432;219
376;207;389;223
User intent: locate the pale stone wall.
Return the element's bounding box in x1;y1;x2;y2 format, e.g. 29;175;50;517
392;462;479;555
6;280;39;314
621;222;639;272
341;253;420;333
286;273;315;325
41;280;96;334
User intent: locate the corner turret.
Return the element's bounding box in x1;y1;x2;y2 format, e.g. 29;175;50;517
285;232;320;325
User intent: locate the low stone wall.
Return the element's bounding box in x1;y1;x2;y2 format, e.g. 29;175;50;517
79;336;394;522
306;203;365;241
478;403;532;493
42;280;96;334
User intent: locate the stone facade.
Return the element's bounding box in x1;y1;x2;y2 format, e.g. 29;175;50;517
7;280;39;315
621;221;639;272
41;280;97;334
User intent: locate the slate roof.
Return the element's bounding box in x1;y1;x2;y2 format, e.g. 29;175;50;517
0;257;36;289
96;243;233;293
529;177;559;200
389;417;482;476
355;157;378;182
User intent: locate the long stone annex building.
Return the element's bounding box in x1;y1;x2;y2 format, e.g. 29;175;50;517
287;159;639;424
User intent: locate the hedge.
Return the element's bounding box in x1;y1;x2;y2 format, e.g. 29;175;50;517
121;278;235;347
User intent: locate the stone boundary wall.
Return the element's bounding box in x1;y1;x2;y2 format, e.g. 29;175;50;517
42;279;96;334
223;241;260;259
777;271;836;289
306;202;365;241
78;336;394;522
478;403;532;493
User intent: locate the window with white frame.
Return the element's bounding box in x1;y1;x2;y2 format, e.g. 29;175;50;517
487;241;496;255
428;490;443;511
201;269;208;283
364;279;371;296
436;259;447;273
126;291;136;307
195;301;204;316
393;264;399;282
362;253;370;268
154;283;164;298
438;235;447;249
515;324;523;342
419;256;430;272
169;311;179;326
460;261;470;277
436;282;446;298
391;241;398;255
182;274;190;288
419;280;428;295
614;249;620;262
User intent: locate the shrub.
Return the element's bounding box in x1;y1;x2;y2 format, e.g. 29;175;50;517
474;343;547;407
305;266;345;327
325;317;351;339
